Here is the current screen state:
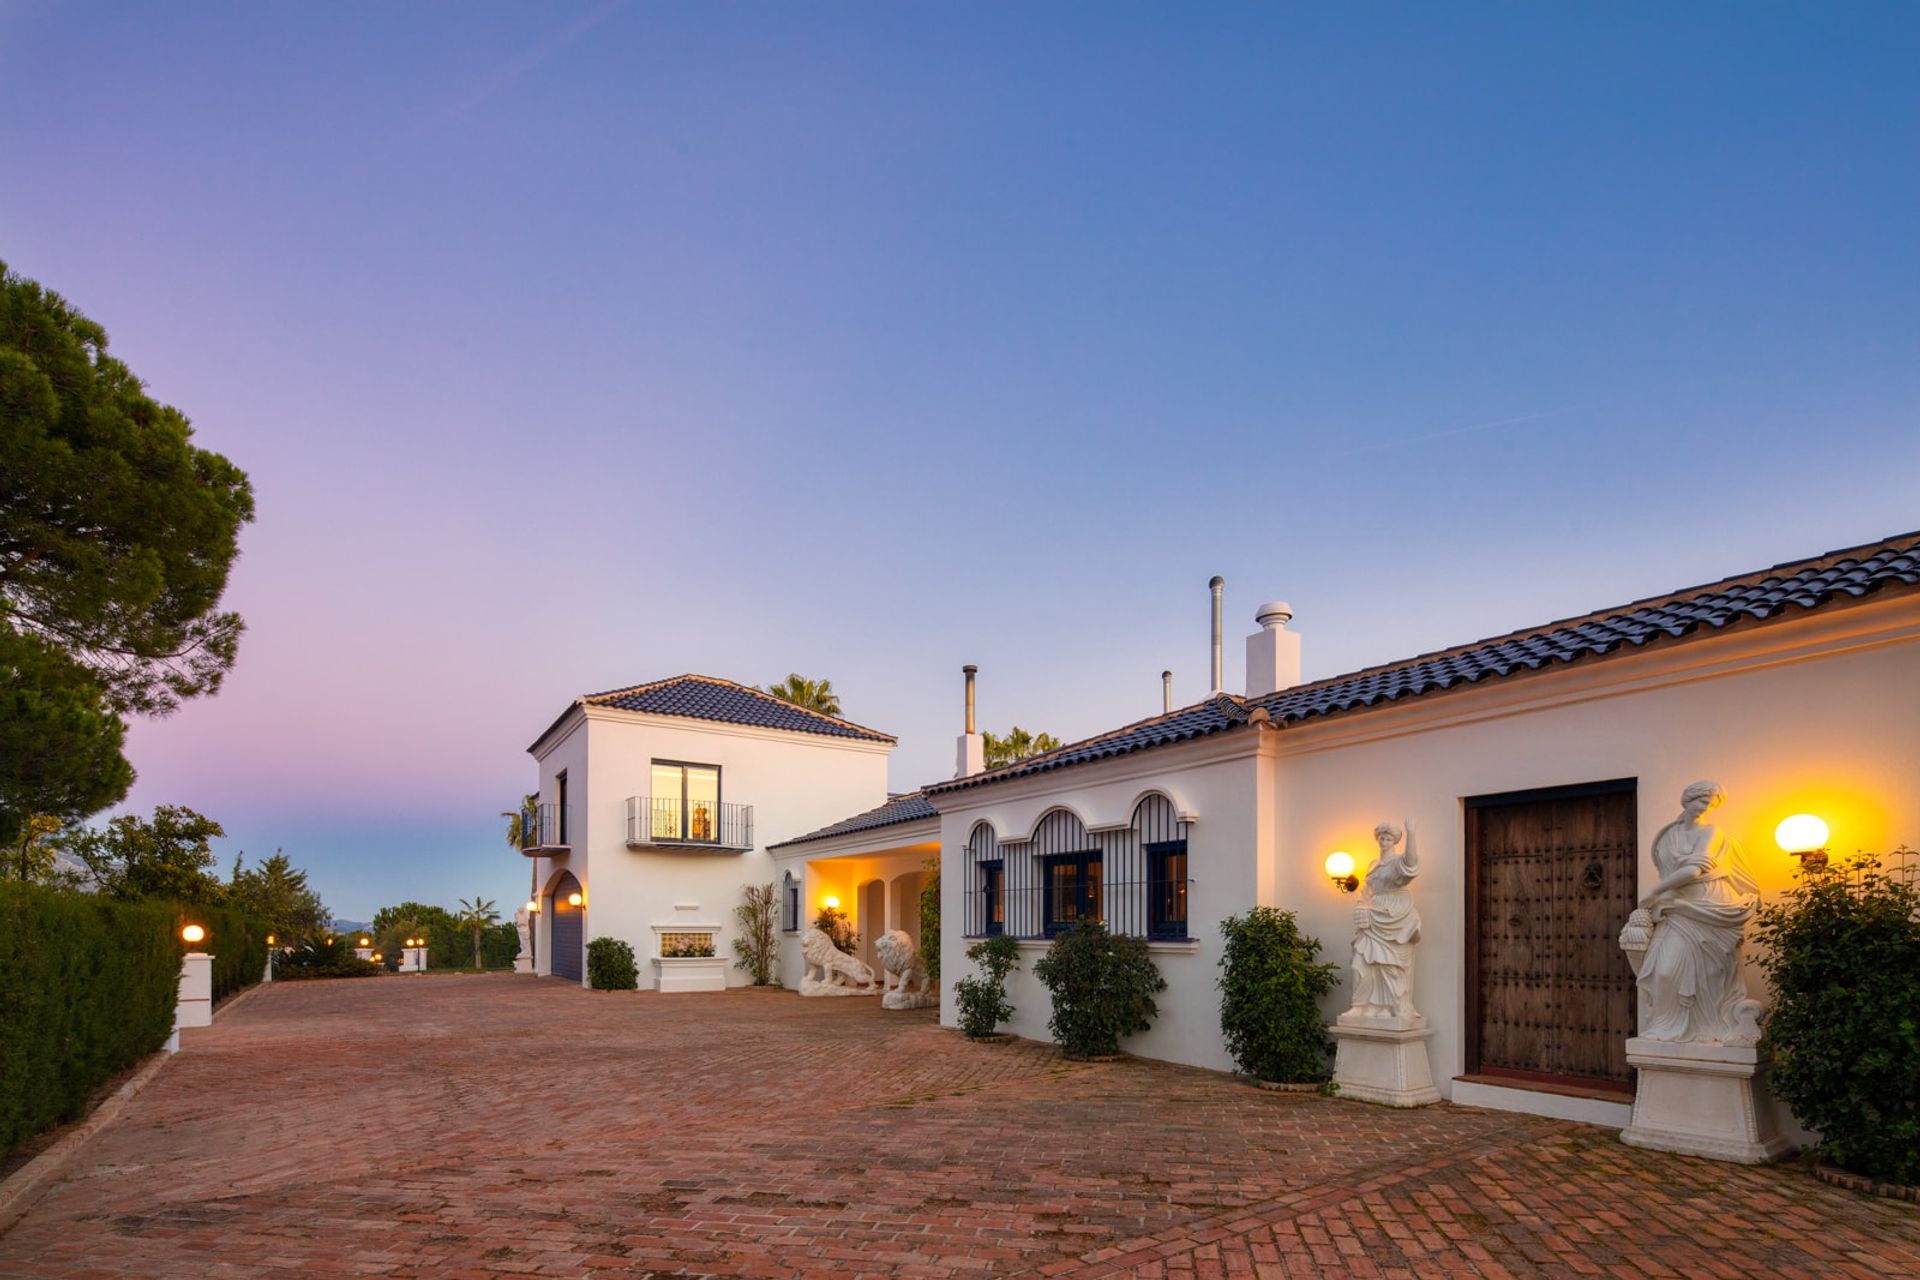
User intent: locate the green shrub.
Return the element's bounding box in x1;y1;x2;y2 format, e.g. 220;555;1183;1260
1755;852;1920;1185
194;901;270;1001
1032;922;1166;1059
587;936;639;990
0;882;179;1154
813;906;858;955
919;859;941;983
275;935;380;980
955;934;1020;1038
1217;906;1339;1083
732;883;777;984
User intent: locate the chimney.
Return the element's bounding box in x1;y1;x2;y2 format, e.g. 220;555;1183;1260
1162;670;1173;714
1245;600;1302;698
1209;576;1225;693
955;664;985;777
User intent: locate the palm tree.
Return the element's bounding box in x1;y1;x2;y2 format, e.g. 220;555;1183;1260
762;673;841;717
456;895;500;970
503;793;538;852
983;726;1062;768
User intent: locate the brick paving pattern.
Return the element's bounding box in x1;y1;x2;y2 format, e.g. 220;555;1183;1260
0;975;1914;1278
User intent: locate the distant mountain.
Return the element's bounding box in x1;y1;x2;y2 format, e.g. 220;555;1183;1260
330;919;372;936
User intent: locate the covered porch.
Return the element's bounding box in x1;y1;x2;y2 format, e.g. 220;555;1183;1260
768;791;940;988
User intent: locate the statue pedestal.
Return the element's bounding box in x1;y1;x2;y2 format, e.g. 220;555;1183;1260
800;977;876;997
1331;1013;1441;1107
1621;1037;1793;1163
513;955;534;975
881;988;937;1011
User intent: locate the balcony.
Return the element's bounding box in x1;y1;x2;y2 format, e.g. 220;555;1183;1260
518;803;572;855
625;796;753;852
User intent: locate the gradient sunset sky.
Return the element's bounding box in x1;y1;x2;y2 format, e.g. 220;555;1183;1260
3;4;1915;920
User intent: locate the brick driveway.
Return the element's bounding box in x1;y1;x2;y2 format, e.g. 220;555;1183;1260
1;977;1915;1279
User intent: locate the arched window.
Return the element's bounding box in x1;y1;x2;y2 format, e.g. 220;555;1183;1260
1030;809;1099;937
781;871;800;933
1133;794;1191;940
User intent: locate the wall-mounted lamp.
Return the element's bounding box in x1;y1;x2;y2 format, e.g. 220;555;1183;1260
822;895;841;910
525;898;539;913
181;923;207;946
1775;813;1831;872
1324;851;1359;893
265;934;276;946
566;891;584;908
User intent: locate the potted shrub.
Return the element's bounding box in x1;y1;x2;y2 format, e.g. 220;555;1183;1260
1755;851;1920;1190
586;936;639;991
955;934;1020;1041
1217;906;1338;1089
1032;921;1165;1060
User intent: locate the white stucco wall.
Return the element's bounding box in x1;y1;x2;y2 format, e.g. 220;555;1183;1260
933;596;1920;1102
530;707;892;988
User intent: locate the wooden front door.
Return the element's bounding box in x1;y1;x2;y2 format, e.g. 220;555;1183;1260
1467;780;1638;1090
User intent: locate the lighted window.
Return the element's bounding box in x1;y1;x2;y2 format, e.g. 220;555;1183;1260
1147;841;1188;939
650;761;721;841
1043;851;1102;936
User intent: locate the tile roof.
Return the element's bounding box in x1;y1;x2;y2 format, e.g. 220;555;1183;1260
926;530;1920;795
566;674;896;744
769;790;939;849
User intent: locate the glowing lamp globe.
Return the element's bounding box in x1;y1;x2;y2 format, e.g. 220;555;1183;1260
567;892;584;907
1774;813;1829;854
823;895;841;910
525;898;539;913
1324;851;1359;894
265;934;276;946
180;923;206;945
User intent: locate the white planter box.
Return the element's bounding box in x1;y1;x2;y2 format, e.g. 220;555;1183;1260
653;956;727;993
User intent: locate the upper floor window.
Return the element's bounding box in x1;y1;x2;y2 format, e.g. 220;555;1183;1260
782;872;800;933
556;771;569;844
1043;850;1102;935
650;761;720;841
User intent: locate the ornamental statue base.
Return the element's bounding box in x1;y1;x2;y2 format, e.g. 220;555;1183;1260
800;976;878;997
1620;1037;1794;1163
513;955;534;975
1330;1012;1441;1107
881;988;937;1011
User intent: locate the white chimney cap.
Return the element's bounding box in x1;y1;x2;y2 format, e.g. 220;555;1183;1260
1255;600;1293;628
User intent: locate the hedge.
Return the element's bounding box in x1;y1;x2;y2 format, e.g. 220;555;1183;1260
194;901;271;1002
0;882;179;1154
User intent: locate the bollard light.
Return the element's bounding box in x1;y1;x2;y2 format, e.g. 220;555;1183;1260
181;923;207;945
1324;851;1359;894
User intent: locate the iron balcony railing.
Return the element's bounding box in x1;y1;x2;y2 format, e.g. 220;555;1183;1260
517;803;572;854
625;795;753;851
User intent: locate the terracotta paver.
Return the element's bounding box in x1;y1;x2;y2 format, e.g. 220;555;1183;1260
0;975;1914;1278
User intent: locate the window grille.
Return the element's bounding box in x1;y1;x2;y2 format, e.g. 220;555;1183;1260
962;796;1191;941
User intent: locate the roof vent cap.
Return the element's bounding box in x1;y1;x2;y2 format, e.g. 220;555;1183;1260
1255;600;1294;629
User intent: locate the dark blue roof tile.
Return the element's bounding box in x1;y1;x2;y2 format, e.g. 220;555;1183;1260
579;675;895;743
770;790;938;849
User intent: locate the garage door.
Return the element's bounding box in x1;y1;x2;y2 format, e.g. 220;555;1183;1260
551;872;584;983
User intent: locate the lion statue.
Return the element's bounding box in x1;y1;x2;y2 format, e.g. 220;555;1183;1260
874;929;929;996
800;926;876;995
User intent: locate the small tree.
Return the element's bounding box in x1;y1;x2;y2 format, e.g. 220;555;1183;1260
455;896;500;970
918;857;941;983
955;934;1020;1039
813;905;858;955
733;882;778;985
60;805;225;903
1032;922;1166;1059
1217;906;1339;1083
586;937;639;990
1755;851;1920;1185
228;850;330;943
982;726;1062;768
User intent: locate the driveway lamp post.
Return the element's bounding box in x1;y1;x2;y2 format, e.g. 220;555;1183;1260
170;923;214;1053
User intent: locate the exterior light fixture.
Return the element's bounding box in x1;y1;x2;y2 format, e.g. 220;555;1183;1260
823;895;841;910
1324;851;1359;894
567;892;584;908
372;952;383;962
1775;813;1831;872
266;934;276;946
360;936;371;947
181;923;207;945
525;898;539;913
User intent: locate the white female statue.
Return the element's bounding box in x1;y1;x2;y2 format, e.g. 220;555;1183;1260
1624;781;1761;1043
1348;819;1422;1022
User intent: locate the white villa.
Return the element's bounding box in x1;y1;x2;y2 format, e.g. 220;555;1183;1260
521;529;1920;1136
